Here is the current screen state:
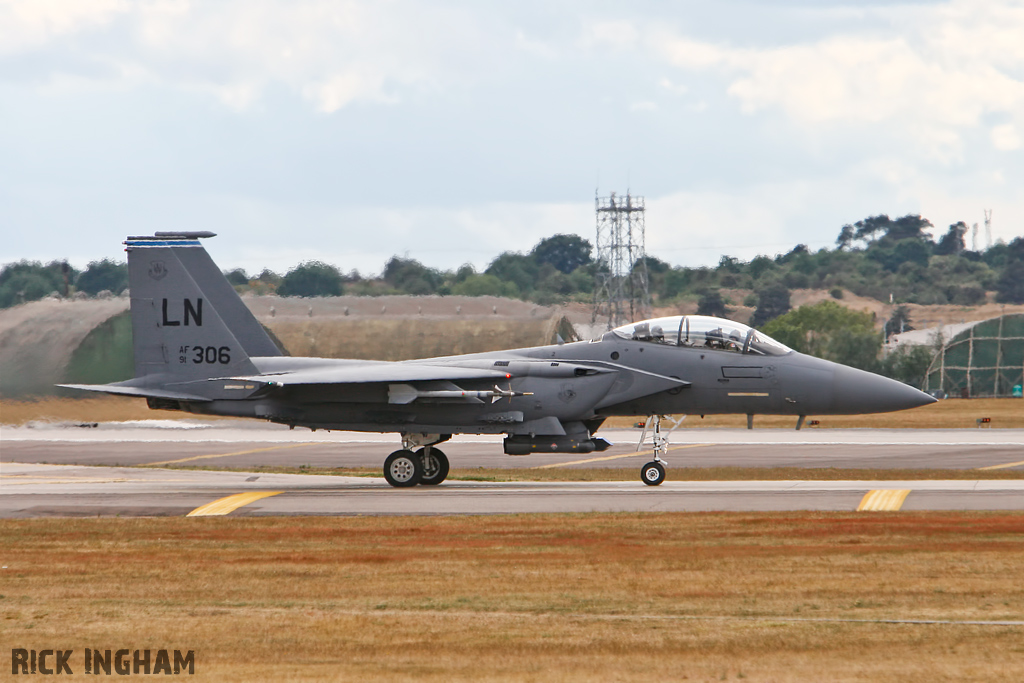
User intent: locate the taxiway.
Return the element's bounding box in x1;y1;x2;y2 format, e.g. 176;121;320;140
3;421;1022;517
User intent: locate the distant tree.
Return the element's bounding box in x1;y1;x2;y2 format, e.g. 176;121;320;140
256;269;282;286
568;267;594;295
934;222;968;256
982;241;1011;270
776;244;809;264
836;224;856;250
75;259;128;295
879;344;935;389
660;268;691;299
946;285;986;306
995;261;1024;303
452;264;476;284
224;268;249;286
885;305;914;339
717;255;741;273
869;239;931;272
382;257;442;295
749;283;791;328
747;255;776;280
886;214;933;242
762;301;880;371
531;234;592;274
0;270;53;308
994;237;1024;304
451;273;516;297
0;260;72;308
277;261;344;297
641;256;671;274
696;290;728;317
486;252;539;294
852;215;892;242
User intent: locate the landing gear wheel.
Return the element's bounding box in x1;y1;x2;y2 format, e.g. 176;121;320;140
641;461;665;486
384;449;422;487
417;447;449;486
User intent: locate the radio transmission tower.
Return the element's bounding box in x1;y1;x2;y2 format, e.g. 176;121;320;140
592;190;650;329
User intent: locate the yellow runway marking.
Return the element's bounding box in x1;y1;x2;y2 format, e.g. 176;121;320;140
977;459;1024;471
857;489;911;512
145;442;318;466
186;491;282;517
535;443;709;469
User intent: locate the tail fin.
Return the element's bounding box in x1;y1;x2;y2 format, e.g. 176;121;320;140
125;232;281;380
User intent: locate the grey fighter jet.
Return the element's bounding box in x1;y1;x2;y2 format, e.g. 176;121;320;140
62;233;936;486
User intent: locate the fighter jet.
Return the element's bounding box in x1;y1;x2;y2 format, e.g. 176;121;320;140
61;233;936;486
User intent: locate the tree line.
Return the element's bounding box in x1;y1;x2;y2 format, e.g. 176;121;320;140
4;214;1020;389
3;214;1022;313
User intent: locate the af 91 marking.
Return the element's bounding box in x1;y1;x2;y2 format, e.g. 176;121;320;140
178;345;231;364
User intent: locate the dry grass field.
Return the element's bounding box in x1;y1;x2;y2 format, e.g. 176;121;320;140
3;395;1023;428
3;513;1023;681
604;397;1024;429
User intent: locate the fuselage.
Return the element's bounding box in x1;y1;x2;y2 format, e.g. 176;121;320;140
174;314;935;435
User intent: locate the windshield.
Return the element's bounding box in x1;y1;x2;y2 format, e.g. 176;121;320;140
612;315;792;356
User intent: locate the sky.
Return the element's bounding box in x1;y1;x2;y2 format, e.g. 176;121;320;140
1;0;1022;276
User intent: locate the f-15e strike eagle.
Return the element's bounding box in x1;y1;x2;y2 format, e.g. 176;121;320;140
62;233;935;486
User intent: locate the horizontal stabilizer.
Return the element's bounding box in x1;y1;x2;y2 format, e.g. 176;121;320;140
57;384;211;402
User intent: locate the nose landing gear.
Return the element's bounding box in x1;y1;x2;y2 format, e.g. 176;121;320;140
641;460;665;486
637;414;682;486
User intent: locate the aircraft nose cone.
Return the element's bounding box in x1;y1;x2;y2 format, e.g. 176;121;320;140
833;365;937;414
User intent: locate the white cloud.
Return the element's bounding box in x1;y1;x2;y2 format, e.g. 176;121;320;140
657;77;688;96
1;1;1021;272
654;0;1024;159
193;197;595;275
582;20;639;50
629;101;658;112
991;124;1022;151
0;0;125;54
0;0;481;110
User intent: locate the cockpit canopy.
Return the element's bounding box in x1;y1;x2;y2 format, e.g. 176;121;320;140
611;315;793;356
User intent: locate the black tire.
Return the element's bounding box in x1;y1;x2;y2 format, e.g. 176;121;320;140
641;461;665;486
417;447;449;486
383;450;423;487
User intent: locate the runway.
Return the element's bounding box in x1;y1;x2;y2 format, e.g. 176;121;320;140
5;462;1024;517
3;421;1023;517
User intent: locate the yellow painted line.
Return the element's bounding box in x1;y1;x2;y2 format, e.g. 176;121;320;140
857;489;911;512
186;491;282;517
535;443;709;469
977;459;1024;471
727;392;770;397
145;442;318;466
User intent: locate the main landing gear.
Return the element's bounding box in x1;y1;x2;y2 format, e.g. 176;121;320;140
417;446;449;486
383;435;451;487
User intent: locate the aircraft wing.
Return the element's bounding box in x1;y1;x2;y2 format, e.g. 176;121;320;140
232;363;512;387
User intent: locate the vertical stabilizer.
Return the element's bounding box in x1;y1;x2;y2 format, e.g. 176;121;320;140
125;232;281;380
